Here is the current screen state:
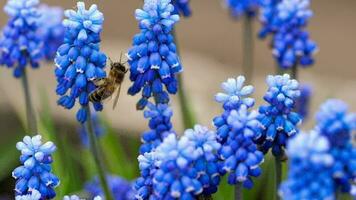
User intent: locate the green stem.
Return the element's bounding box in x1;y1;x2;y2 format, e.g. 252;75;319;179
235;183;243;200
242;15;254;83
290;63;298;80
274;157;282;200
85;107;114;200
172;29;197;129
21;69;37;134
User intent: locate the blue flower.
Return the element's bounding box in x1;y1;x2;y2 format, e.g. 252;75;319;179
295;84;312;120
78;113;105;147
63;195;102;200
0;0;44;77
15;190;41;200
279;130;335;200
315;99;356;194
13;135;59;199
261;0;318;69
37;4;65;60
172;0;192;17
127;0;182;110
255;74;301;157
135;151;158;200
218;105;264;189
225;0;261;18
259;0;280;38
140;102;174;154
54;2;107;123
85;175;134;200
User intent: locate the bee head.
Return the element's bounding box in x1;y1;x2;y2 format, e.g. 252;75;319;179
111;62;127;73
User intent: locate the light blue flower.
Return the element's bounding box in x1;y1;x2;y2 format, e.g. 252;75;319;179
13;135;59;199
225;0;261;18
63;195;102;200
54;2;107;123
140;102;174;154
37;4;65;60
256;74;301;157
279;130;335;200
135;152;158;200
0;0;44;77
127;0;182;109
218;105;264;188
15;189;41;200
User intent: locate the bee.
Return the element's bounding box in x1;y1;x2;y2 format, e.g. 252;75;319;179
89;56;128;109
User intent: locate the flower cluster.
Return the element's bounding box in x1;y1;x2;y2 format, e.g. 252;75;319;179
213;76;263;188
261;0;318;69
315;99;356;194
54;2;107;123
255;74;301;157
259;0;280;38
15;190;41;200
135;125;221;199
279;130;335;200
37;4;65;60
140;102;174;154
85;175;134;200
0;0;43;77
294;84;312;120
13;135;59;199
127;0;182;110
172;0;192;17
63;195;102;200
225;0;261;18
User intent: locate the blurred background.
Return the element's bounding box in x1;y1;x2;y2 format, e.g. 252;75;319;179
0;0;355;199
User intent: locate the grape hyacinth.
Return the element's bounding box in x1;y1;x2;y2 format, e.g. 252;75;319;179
259;0;280;38
255;74;301;157
85;175;134;200
54;2;107;123
295;84;312;120
279;130;335;200
0;0;44;77
219;105;264;188
63;195;102;200
214;76;255;144
139;102;174;154
135;151;157;200
15;190;41;200
172;0;192;17
12;135;59;199
127;0;182;110
315;99;356;194
262;0;318;69
37;4;65;60
225;0;261;18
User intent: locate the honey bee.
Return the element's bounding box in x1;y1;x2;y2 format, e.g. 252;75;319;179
89;56;128;109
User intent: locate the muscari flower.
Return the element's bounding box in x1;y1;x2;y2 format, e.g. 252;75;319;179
78;113;105;147
85;175;134;200
224;0;261;18
15;189;41;200
279;130;335;200
213;76;255;144
258;0;280;38
37;4;65;60
172;0;191;17
54;2;107;123
13;135;59;199
139;102;174;154
255;74;301;157
127;0;182;110
315;99;356;194
135;151;158;200
63;195;102;200
0;0;44;77
268;0;318;69
295;84;312;120
218;105;264;188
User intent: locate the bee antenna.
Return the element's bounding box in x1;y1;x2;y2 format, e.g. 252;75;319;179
108;57;113;65
119;52;123;63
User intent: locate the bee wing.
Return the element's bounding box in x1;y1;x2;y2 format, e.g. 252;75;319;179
93;78;107;87
112;84;122;110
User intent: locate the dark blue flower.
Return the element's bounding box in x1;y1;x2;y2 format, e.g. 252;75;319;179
54;2;107;123
225;0;261;18
127;0;182;110
315;99;356;194
173;0;191;17
279;130;335;200
255;74;301;157
13;135;59;199
0;0;44;78
85;175;134;200
140;102;173;154
37;4;65;60
295;84;312;120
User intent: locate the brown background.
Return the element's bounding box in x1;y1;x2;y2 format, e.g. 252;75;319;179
0;0;355;134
